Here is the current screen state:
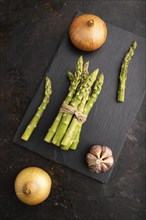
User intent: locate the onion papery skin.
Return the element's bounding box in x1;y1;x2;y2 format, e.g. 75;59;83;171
14;167;52;205
69;14;107;51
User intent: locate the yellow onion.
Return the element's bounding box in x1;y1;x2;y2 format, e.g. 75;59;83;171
14;167;52;205
69;14;107;51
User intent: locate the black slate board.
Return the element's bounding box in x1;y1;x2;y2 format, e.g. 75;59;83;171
13;13;146;183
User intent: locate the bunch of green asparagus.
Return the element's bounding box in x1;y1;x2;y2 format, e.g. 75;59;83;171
44;56;104;150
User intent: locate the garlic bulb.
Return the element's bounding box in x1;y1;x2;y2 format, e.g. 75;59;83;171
86;145;114;173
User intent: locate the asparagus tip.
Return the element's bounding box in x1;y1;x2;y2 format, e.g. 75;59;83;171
133;40;137;49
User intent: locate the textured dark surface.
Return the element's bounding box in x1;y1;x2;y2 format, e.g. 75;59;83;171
13;14;146;183
0;0;146;220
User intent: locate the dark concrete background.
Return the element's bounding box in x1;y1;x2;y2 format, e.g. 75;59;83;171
0;1;145;220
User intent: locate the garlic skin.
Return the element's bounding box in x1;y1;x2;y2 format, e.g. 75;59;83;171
86;145;114;173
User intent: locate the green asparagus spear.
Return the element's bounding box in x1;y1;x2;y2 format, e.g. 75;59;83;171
67;71;74;83
69;125;81;150
70;74;104;150
61;69;98;150
84;74;104;114
79;61;89;85
83;61;89;77
117;41;137;102
44;56;83;143
52;69;99;146
21;77;52;141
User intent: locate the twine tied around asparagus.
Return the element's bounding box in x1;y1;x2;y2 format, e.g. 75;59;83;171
60;103;87;123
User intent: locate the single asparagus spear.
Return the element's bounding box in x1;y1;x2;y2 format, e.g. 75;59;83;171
84;61;89;77
79;61;89;85
70;74;104;150
69;125;81;150
61;69;98;150
52;69;98;146
21;77;52;141
84;74;104;114
117;41;137;102
44;56;83;143
67;71;74;83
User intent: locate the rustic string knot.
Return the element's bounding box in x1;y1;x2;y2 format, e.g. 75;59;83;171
60;103;87;123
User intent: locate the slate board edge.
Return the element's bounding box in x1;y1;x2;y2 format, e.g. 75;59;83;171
104;91;146;183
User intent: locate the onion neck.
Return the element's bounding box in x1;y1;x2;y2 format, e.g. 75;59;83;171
22;181;35;195
23;187;31;195
87;19;94;27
